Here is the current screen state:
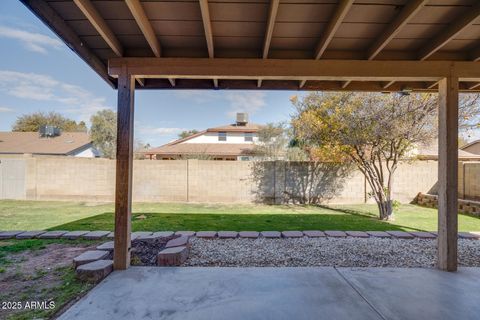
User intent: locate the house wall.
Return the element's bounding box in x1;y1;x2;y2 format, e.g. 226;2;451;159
73;147;100;158
0;157;455;204
185;132;258;144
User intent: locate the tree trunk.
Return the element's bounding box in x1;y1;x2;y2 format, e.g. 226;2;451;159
378;199;394;221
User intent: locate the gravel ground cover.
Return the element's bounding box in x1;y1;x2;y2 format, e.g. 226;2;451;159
184;237;480;268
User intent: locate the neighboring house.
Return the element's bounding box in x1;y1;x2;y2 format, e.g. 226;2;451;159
460;140;480;155
0;130;100;158
412;141;480;161
144;113;260;160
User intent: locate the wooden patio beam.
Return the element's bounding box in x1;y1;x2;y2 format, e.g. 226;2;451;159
108;58;480;81
437;75;459;272
74;0;123;57
367;0;427;60
468;82;480;90
258;0;280;88
198;0;217;88
298;0;353;87
199;0;214;58
114;65;135;270
125;0;175;86
382;80;396;89
418;3;480;60
125;0;161;57
314;0;354;60
262;0;280;59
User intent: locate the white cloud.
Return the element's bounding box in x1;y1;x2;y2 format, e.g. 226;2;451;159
225;92;266;117
173;90;267;117
0;70;112;122
0;106;14;113
138;126;187;136
172;90;218;104
0;26;63;54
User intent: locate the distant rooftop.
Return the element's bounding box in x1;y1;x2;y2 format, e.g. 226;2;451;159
0;131;92;156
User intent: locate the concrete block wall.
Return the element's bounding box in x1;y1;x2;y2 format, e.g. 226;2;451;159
464;162;480;201
1;157;478;204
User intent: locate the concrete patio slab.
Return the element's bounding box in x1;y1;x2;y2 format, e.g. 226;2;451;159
59;267;480;320
339;267;480;320
58;267;382;320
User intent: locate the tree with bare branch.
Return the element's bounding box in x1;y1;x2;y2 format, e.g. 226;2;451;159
292;92;479;220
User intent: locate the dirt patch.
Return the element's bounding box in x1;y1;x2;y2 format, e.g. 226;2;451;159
0;242;97;319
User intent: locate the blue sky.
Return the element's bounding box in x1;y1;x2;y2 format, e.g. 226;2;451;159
0;0;297;146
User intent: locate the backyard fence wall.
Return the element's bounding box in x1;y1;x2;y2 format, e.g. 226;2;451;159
1;157;477;204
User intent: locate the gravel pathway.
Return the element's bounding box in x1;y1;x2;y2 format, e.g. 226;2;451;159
184;238;480;268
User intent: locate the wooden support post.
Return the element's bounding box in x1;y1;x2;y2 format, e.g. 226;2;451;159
437;75;458;272
114;65;135;270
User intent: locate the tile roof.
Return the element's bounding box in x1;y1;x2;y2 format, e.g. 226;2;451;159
0;132;92;155
145;143;255;157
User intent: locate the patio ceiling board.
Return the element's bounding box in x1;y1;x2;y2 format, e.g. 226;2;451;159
24;0;480;92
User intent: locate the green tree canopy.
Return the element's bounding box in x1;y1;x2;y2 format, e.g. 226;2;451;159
292;92;440;220
90;109;117;159
178;129;199;139
12;111;86;132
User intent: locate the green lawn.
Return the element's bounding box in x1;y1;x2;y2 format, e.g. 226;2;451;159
1;200;479;232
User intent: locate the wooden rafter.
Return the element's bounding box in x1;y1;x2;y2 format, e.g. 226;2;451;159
73;0;147;86
298;0;353;88
125;0;161;57
199;0;214;58
469;82;480;90
428;81;439;89
314;0;354;60
258;0;280;88
125;0;176;87
418;3;480;60
341;80;351;89
74;0;123;57
262;0;280;59
382;81;396;89
367;0;427;60
199;0;216;88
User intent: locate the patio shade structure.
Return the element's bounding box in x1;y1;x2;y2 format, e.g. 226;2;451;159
21;0;480;272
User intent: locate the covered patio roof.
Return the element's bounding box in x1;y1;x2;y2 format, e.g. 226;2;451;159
20;0;480;273
22;0;480;91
